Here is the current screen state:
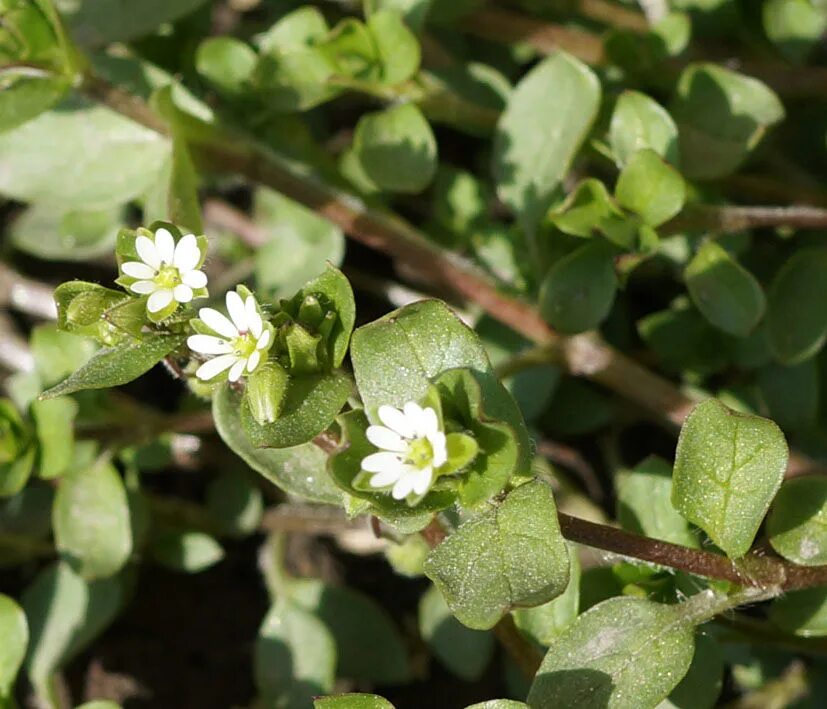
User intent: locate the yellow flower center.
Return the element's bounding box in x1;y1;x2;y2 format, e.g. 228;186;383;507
154;264;182;289
406;437;434;469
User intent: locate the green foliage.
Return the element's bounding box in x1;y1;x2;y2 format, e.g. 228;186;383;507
767;476;827;565
527;597;695;709
609;91;679;167
0;399;36;497
672;399;788;558
149;530;224;573
419;584;494;680
685;240;765;336
424;480;569;630
670;63;784;180
615;149;685;227
659;633;724;709
0;594;27;700
493;52;601;231
314;695;394;709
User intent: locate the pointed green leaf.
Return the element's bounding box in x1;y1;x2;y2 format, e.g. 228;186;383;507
53;458;132;579
493;51;600;231
539;240;618;334
0;594;27;698
767;476;827;565
672;399;788;558
527;597;695;709
314;695;394;709
685;241;765;337
367;10;420;85
766;247;827;364
255;600;336;707
615;148;685;227
609;91;679;167
419;585;494;681
423;479;569;630
40;334;185;399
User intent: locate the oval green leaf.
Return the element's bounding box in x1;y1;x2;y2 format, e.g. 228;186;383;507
767;476;827;565
609;90;679;167
671;399;788;558
0;593;27;697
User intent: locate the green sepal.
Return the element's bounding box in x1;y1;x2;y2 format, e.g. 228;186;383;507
239;371;352;449
284;323;324;374
441;433;479;476
0;399;36;498
328;410;455;528
54;281;131;346
244;361;290;425
435;368;523;508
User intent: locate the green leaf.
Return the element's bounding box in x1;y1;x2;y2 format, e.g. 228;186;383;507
23;562;123;694
53;458;132;580
31;396;77;479
150;530;224;573
31;324;96;388
769;588;827;637
670;63;784;180
0;399;36;498
256;7;329;53
0;71;68;134
766;247;827;364
253;188;344;300
365;0;432;31
757;359;819;432
539;240;618;334
609;91;679;167
255;600;336;707
763;0;827;62
10;203;121;261
658;633;724;709
0;594;27;698
684;240;765;337
672;399;788;558
142;132;203;235
76;702;122;709
418;585;494;681
205;471;263;538
527;597;695;709
314;695;394;709
367;10;420;85
40;334;185;399
512;545;580;646
239;372;351;449
551;179;624;239
54;0;208;47
616;456;698;548
345;103;437;193
493;51;600;231
767;476;827;565
465;703;527;709
615;148;685;227
195;37;257;96
0;97;169;208
431;165;489;241
423;480;569;630
289;578;410;684
213;385;342;504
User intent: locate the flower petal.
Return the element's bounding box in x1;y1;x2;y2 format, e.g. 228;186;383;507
173;233;200;272
198;307;238;338
411;466;433;495
130;280;157;295
121;261;156;279
392;473;416;500
246;350;261;373
228;358;246;382
366;425;407;453
428;431;448;468
418;406;440;437
136;235;161;270
154;227;175;264
174;284;193;303
378;405;415;438
369;468;402;488
246;296;263;338
188;335;233;355
182;270;208;289
256;329;271;350
196;353;238;381
404;402;427;436
147;288;174;313
361;451;405;474
226;290;248;332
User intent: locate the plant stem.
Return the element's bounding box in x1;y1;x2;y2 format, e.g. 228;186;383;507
0;264;58;319
664;204;827;234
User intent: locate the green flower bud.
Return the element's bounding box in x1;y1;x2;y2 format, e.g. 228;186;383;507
245;361;290;425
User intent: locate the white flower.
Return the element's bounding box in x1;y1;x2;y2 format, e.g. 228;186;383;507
187;290;273;383
122;227;208;314
361;402;448;501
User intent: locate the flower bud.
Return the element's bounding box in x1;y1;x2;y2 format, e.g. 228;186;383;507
245;361;290;425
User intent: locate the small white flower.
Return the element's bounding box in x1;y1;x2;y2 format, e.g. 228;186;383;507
187;290;273;383
361;402;448;501
122;227;208;314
